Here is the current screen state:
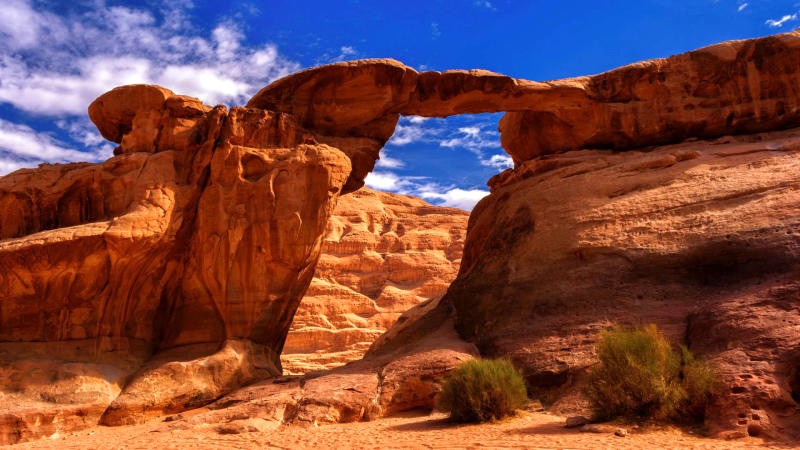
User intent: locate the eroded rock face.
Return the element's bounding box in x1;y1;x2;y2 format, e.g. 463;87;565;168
281;188;468;373
0;85;351;443
447;132;800;438
249;30;800;438
250;31;800;174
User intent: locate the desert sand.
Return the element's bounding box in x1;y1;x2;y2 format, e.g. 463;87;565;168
13;409;791;450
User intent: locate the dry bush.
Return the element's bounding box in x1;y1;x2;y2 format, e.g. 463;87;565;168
585;324;716;423
437;358;528;423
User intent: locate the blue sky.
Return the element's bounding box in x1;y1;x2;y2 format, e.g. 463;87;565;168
0;0;798;209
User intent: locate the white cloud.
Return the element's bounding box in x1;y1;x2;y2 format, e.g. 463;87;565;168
0;0;44;49
389;122;426;146
0;119;108;175
56;118;108;148
387;116;441;146
438;123;513;171
365;170;489;210
212;22;243;60
440;125;499;150
0;1;300;174
364;171;413;191
473;0;496;10
420;188;489;210
320;45;360;64
0;158;28;174
0;1;300;116
766;13;798;28
376;149;405;169
339;46;357;57
737;2;748;12
483;154;513;170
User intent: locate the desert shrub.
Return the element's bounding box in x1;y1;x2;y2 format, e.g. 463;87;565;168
677;345;717;423
437;358;528;423
585;324;715;422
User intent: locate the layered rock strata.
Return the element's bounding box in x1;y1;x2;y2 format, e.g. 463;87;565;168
282;188;468;373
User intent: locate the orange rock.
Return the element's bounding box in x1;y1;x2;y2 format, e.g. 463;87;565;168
0;86;351;441
88;84;175;144
281;188;468;374
250;30;800;171
447;129;800;439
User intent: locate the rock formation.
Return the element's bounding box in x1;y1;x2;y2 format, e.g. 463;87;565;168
0;85;352;442
3;29;800;444
456;131;800;438
282;188;468;374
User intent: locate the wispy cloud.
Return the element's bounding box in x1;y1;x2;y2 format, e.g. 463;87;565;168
0;118;108;175
431;22;441;38
737;2;748;12
364;171;420;191
439;124;513;169
319;45;360;64
0;1;299;116
419;187;489;210
376;149;405;169
765;13;798;27
440;125;498;150
364;170;489;210
388;121;429;146
483;154;513;170
473;0;496;10
0;0;299;173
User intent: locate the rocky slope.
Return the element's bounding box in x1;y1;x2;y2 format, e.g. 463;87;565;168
3;29;800;445
282;188;468;374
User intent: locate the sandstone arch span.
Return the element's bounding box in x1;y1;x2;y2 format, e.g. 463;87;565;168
248;31;800;192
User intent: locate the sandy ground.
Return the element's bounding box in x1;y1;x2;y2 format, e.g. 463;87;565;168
12;410;793;450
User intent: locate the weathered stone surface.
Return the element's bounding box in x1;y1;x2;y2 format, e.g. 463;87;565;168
566;416;590;428
0;85;351;442
445;129;800;439
88;84;176;145
500;33;800;162
250;31;800;172
282;188;468;374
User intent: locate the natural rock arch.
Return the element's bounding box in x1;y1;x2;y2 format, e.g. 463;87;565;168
248;31;800;191
2;29;800;443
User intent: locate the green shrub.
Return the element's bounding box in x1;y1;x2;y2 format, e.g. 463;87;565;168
437;358;528;423
584;324;716;422
678;345;717;423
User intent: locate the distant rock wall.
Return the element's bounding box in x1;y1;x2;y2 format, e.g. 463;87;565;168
282;188;468;373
